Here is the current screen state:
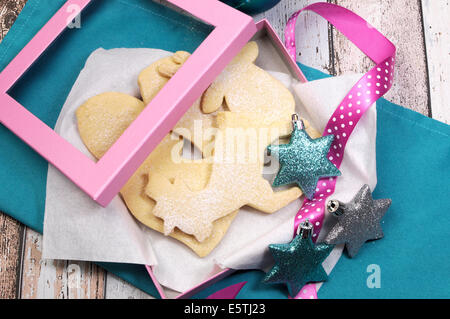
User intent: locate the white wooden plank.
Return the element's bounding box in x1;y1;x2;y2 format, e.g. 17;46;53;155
421;0;450;124
254;0;332;74
333;0;430;116
20;229;105;299
105;273;153;299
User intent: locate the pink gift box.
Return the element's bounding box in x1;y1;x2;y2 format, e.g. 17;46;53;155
0;0;309;298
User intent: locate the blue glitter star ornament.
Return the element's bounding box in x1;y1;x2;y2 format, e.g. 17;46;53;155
268;115;341;200
263;220;334;296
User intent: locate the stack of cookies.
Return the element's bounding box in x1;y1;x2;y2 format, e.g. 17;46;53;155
76;42;320;257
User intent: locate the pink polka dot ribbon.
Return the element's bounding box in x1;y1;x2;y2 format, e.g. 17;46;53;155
284;2;396;299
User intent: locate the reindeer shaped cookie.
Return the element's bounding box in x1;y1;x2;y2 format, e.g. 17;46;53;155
146;112;321;242
201;41;295;126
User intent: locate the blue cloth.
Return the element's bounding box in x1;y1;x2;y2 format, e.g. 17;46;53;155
1;0;449;299
301;64;450;299
194;65;450;299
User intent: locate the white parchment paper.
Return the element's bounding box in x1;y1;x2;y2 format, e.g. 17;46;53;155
43;48;377;293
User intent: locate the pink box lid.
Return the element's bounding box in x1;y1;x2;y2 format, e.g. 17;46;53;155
0;0;258;206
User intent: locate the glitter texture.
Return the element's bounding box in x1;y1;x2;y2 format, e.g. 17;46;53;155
263;225;334;297
268;123;341;200
324;184;392;258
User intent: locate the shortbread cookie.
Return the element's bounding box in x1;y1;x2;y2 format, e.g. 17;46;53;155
138;51;190;104
76;92;145;158
201;42;295;126
120;136;238;258
76;92;238;257
138;51;215;154
146;112;320;242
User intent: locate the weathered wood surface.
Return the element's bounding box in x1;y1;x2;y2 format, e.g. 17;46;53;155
0;0;26;39
254;0;332;74
0;215;23;299
0;0;448;299
332;0;431;116
20;229;105;299
105;273;153;299
257;0;432;116
421;0;450;123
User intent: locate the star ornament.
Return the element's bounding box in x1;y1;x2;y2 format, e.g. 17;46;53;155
325;184;392;258
263;221;334;296
268;116;341;200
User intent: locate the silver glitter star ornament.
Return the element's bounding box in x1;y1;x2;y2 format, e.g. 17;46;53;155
263;220;334;296
325;184;392;258
268;114;341;200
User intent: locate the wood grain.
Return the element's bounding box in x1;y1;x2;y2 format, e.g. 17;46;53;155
332;0;431;116
0;0;27;300
421;0;450;123
0;0;27;39
254;0;333;74
0;215;23;299
105;273;153;299
21;229;105;299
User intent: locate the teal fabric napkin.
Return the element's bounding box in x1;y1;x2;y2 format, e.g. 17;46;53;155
1;0;449;299
194;65;450;299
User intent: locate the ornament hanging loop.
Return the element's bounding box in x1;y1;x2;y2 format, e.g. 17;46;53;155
327;199;345;216
292;114;304;130
297;219;314;238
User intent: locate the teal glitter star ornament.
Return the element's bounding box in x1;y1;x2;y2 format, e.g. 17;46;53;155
263;220;334;296
268;115;341;200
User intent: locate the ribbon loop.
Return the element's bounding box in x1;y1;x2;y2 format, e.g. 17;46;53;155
284;2;396;299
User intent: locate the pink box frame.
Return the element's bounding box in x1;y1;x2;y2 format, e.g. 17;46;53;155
146;19;309;299
0;0;256;207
